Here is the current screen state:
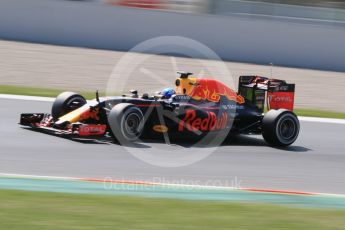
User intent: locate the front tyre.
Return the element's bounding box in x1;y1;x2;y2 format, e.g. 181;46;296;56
108;103;145;145
51;92;87;120
262;109;300;147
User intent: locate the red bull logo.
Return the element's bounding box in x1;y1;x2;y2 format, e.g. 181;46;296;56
178;110;228;132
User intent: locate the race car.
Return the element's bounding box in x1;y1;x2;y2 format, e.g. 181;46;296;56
19;72;299;147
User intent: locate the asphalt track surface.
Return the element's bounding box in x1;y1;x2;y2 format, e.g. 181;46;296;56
1;98;345;194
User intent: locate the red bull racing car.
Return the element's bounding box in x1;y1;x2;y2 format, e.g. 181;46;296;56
20;72;299;147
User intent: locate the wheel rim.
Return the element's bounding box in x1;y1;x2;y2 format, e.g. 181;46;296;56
278;116;297;142
123;113;142;139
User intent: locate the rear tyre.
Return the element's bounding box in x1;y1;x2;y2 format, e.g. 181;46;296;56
262;109;299;147
51;92;87;120
108;103;145;145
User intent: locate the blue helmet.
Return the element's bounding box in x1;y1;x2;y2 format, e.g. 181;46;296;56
161;87;175;99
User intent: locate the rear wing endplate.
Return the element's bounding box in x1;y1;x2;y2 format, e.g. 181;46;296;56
238;76;295;112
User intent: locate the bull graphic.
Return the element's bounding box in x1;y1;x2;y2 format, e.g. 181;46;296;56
176;78;245;104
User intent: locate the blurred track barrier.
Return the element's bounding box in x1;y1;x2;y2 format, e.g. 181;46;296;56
213;0;345;22
104;0;212;13
0;0;344;71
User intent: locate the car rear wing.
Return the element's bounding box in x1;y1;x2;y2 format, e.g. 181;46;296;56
238;76;295;112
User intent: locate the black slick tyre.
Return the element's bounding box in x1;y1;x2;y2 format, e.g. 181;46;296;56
108;103;145;145
51;92;87;121
262;109;300;147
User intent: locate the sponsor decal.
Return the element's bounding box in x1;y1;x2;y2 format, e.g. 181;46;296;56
153;125;169;133
279;86;289;91
268;95;293;103
221;104;239;110
178;110;228;132
174;95;191;101
79;124;107;136
268;92;294;111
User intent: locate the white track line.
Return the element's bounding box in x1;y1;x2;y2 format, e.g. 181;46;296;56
1;94;344;124
0;173;77;181
0;94;54;102
299;116;345;124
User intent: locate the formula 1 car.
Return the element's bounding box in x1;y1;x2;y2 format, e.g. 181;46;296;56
20;72;299;147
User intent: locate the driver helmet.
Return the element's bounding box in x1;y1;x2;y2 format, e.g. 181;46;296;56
161;87;175;99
